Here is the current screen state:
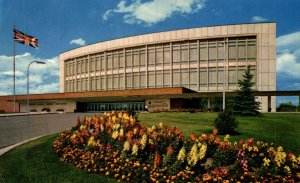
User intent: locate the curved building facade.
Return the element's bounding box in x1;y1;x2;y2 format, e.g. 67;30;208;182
60;22;276;112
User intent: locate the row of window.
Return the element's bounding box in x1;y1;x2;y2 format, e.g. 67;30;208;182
64;37;256;77
64;66;255;92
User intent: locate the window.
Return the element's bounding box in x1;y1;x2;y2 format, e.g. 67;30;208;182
113;74;118;89
173;70;180;86
163;71;170;87
101;55;106;71
101;76;105;90
96;76;100;90
156;46;163;65
163;45;171;64
148;71;155;88
148;46;155;65
140;50;146;66
113;53;118;69
218;42;225;60
181;69;188;87
107;75;112;90
119;53;124;69
247;39;256;60
228;67;237;85
218;68;224;85
126;74;132;89
208;42;217;61
133;50;139;67
140;72;146;88
228;41;237;60
238;40;246;60
200;42;208;61
190;69;197;86
107;54;112;69
126;51;132;67
208;68;217;86
181;43;189;63
173;44;180;63
133;73;139;88
156;71;162;87
119;74;125;89
200;68;207;86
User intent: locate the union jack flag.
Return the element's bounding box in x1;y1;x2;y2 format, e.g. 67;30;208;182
13;28;38;48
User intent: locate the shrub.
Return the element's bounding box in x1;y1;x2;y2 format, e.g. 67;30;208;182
214;110;238;135
213;149;236;167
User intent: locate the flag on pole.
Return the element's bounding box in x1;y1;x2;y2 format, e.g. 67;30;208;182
13;28;38;48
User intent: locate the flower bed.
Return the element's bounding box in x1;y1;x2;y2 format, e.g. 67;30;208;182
53;112;300;182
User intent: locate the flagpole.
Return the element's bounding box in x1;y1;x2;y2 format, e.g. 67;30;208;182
13;25;16;113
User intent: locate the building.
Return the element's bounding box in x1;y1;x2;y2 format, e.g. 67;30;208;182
0;22;278;113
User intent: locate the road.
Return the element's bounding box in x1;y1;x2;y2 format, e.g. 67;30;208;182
0;113;95;148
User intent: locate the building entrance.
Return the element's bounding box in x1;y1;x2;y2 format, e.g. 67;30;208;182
77;102;146;112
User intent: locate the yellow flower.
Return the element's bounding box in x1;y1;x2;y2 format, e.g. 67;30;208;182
275;150;286;167
112;130;119;139
284;166;291;174
224;134;230;142
263;157;271;167
199;143;207;160
123;141;130;152
177;147;186;162
140;134;147;150
159;122;163;129
253;146;258;152
132;143;139;156
119;128;124;137
80;125;86;130
87;136;95;146
188;144;199;166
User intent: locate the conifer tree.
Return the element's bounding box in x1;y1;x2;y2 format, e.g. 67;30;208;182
232;65;261;116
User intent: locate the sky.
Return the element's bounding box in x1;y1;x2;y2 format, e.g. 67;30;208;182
0;0;300;105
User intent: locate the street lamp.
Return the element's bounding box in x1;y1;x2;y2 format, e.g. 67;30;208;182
27;61;46;113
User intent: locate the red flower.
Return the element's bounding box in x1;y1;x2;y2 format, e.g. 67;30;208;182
220;167;228;177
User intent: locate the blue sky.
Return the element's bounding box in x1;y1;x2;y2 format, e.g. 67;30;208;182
0;0;300;105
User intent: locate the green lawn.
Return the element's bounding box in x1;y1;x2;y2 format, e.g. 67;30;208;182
0;112;299;182
138;112;300;154
0;134;117;183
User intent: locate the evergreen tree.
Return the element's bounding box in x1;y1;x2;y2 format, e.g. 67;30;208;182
232;65;261;116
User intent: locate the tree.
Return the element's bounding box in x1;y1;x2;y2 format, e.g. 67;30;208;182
232;65;261;116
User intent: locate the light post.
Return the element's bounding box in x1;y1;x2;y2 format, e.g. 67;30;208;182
27;61;46;113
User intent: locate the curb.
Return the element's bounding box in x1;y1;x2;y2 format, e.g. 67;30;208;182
0;133;56;157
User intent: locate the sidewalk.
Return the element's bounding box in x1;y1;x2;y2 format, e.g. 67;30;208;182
0;112;62;117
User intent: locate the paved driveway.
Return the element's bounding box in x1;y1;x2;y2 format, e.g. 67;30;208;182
0;113;95;148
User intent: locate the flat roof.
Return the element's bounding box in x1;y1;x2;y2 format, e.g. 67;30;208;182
1;88;299;103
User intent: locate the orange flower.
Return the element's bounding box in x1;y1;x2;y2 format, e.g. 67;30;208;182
215;137;221;144
104;121;110;128
174;127;181;135
220;167;228;177
189;133;196;141
213;129;218;135
154;152;161;167
167;146;174;155
126;131;133;140
139;128;145;136
203;174;212;181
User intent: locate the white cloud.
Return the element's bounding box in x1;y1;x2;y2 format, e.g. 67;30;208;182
70;38;86;46
276;31;300;79
0;53;59;96
251;16;267;22
102;9;113;21
103;0;206;26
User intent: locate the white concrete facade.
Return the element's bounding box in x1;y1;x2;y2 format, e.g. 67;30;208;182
60;23;276;112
